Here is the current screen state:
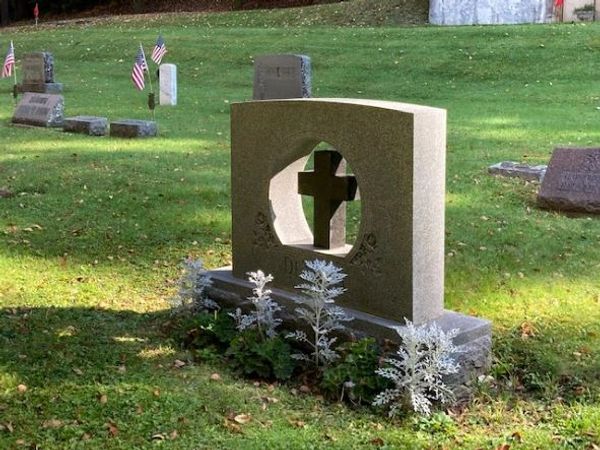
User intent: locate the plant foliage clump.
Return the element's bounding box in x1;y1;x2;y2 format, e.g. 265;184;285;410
373;320;461;416
230;270;282;338
170;259;219;316
286;259;353;369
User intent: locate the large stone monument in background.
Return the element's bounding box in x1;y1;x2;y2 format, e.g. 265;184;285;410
208;98;491;394
430;0;551;25
19;52;63;94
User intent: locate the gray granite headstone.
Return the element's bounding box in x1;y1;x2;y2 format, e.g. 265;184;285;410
253;54;311;100
159;63;177;106
20;52;63;94
64;116;108;136
12;92;64;127
110;119;157;138
488;161;547;182
207;98;491;391
538;148;600;213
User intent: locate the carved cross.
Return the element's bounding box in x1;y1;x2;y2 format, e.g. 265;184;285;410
298;150;358;249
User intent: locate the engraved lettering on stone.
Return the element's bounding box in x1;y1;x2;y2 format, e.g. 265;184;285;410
350;233;382;276
253;212;278;248
558;172;600;194
283;255;302;276
582;152;600;172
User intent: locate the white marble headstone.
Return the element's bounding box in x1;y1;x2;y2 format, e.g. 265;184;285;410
159;64;177;106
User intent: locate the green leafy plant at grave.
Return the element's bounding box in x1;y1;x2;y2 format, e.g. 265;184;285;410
286;259;353;369
321;338;392;405
170;259;219;317
226;329;296;381
373;320;461;417
175;311;237;356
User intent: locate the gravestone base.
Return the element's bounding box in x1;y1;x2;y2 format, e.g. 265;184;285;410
110;119;157;138
12;93;64;128
19;82;64;94
64;116;109;136
207;267;492;398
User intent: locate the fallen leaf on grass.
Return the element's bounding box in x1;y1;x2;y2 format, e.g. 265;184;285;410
520;321;536;339
0;422;14;433
173;359;186;368
17;384;27;393
233;414;251;424
210;373;221;381
98;394;108;405
370;437;384;446
223;419;243;434
43;419;63;429
106;422;119;437
288;419;306;429
496;444;510;450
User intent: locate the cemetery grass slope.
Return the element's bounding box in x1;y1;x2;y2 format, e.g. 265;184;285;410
0;15;599;449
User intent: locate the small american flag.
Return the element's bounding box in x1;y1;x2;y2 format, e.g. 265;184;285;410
131;44;148;91
151;35;167;65
2;41;15;78
33;2;39;19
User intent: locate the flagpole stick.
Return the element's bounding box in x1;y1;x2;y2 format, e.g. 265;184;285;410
13;62;18;102
140;44;156;124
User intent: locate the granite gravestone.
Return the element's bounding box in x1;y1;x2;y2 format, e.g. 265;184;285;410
430;0;547;25
538;148;600;213
63;116;108;136
12;92;64;127
207;98;491;390
159;64;177;106
253;54;311;100
488;161;547;182
110;119;157;138
20;52;63;94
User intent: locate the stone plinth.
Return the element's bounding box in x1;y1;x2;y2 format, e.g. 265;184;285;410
64;116;108;136
538;148;600;213
12;93;64;127
110;119;157;138
253;54;311;100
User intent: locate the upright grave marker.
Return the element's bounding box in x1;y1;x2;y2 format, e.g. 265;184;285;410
159;64;177;106
20;52;63;94
208;98;491;391
253;54;311;100
12;92;64;127
538;148;600;213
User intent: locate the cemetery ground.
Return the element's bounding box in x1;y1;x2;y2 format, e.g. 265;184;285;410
0;9;600;449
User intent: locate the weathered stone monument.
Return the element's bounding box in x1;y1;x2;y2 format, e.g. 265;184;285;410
12;92;64;127
488;161;547;182
109;119;157;138
63;116;108;136
253;54;311;100
19;52;63;94
159;64;177;106
208;98;491;392
538;148;600;213
430;0;549;25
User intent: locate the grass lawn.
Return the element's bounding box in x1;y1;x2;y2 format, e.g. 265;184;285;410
1;5;599;449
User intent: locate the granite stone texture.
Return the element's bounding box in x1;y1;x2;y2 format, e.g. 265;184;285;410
253;54;311;100
430;0;549;25
64;116;109;136
538;147;600;213
230;98;447;325
488;161;547;182
19;52;63;94
159;64;177;106
109;119;157;138
12;93;64;127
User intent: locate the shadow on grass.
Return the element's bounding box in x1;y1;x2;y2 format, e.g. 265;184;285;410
0;146;231;265
0;306;174;389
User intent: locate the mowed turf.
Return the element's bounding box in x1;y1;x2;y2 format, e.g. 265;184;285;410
0;7;599;449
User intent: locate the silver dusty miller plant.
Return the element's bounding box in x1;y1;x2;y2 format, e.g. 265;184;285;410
286;259;353;368
373;320;461;416
230;270;282;338
170;259;218;315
